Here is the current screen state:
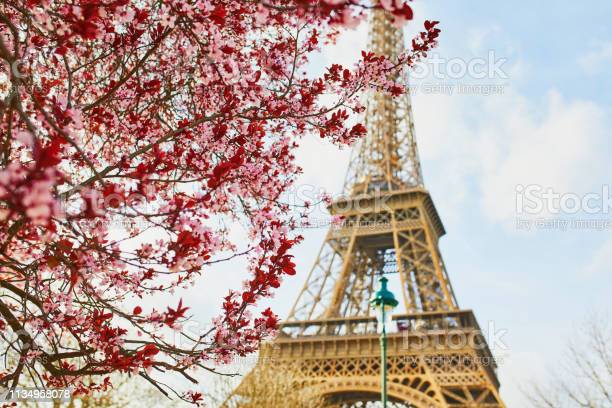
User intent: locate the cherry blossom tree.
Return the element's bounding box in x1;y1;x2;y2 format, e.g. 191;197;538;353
0;0;439;404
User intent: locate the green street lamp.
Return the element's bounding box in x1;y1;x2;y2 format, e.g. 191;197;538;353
370;276;399;408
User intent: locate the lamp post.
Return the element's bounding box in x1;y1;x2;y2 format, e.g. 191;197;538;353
370;276;399;408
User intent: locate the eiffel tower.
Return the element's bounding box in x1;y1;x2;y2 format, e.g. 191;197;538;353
233;8;506;408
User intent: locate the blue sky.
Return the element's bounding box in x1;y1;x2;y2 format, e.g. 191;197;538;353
186;1;612;406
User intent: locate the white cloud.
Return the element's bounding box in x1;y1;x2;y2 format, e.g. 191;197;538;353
478;89;607;224
413;88;608;228
467;25;502;53
579;41;612;75
583;236;612;278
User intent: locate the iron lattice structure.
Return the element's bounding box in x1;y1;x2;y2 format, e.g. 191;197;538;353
232;9;506;408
